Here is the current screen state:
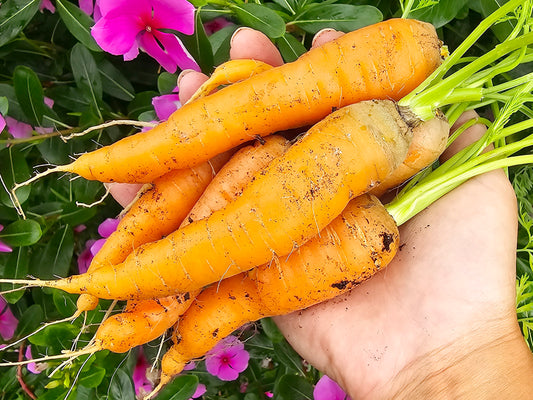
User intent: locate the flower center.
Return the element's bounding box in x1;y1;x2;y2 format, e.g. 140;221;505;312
145;25;152;33
221;356;230;365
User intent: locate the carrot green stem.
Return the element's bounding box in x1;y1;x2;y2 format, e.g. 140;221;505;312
386;154;533;226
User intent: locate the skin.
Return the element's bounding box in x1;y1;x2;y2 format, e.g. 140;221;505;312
111;29;533;399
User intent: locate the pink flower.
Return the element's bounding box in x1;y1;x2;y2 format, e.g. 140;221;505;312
5;97;55;138
152;87;181;121
0;296;18;341
265;392;273;398
0;114;5;133
203;17;233;36
189;383;206;399
205;335;249;381
133;349;153;397
91;0;199;73
313;375;351;400
0;225;12;253
77;239;97;274
79;0;103;20
24;346;42;374
40;0;55;13
77;218;119;273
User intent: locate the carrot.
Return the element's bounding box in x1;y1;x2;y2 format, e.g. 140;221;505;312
75;152;231;315
157;193;398;386
91;291;199;353
181;134;291;226
7;100;413;301
370;112;450;197
40;18;441;184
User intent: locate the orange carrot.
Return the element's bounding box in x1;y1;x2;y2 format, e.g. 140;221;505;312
91;291;199;353
50;18;441;184
9;100;411;301
158;193;398;385
75;152;231;314
181;134;291;226
82;135;291;351
370;112;449;197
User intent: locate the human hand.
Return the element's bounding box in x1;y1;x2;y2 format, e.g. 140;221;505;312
109;28;533;399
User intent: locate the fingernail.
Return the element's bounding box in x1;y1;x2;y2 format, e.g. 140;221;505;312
177;69;195;88
230;27;253;47
311;28;338;47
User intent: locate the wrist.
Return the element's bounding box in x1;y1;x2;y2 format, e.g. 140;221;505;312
379;321;533;399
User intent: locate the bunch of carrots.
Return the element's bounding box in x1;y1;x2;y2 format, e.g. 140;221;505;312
2;1;533;398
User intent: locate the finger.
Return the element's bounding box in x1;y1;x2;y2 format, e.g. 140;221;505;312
440;110;489;162
105;182;144;208
177;70;209;103
311;28;344;48
229;27;284;66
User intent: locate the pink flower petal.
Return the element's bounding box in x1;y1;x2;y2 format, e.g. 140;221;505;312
0;115;6;132
78;0;93;15
90;238;106;257
216;361;240;381
98;218;119;237
0;298;18;341
151;0;195;35
40;0;55;13
92;14;143;56
204;17;233;36
6;117;33;139
0;241;12;253
153;93;181;121
156;31;199;71
97;0;150;18
182;361;196;371
191;383;206;399
78;239;96;274
227;347;250;373
133;349;153;396
138;32;177;72
44;96;54;109
313;375;351;400
25;346;40;374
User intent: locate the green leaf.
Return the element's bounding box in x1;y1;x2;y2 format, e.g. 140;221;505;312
158;72;179;95
0;0;40;48
271;0;299;15
273;340;306;375
179;10;214;74
52;290;78;318
0;147;31;208
56;0;101;52
79;366;106;388
128;91;158;119
0;83;25;122
0;96;8;115
14;304;44;338
71;43;103;114
231;3;286;38
275;375;313;400
28;322;78;348
275;33;307;62
209;25;238;66
0;219;42;246
409;0;470;28
59;203;98;226
109;368;136;400
13;65;45;126
293;4;383;34
155;375;199;400
36;225;74;279
0;247;30;303
261;317;285;343
36;136;74;165
97;59;135;101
